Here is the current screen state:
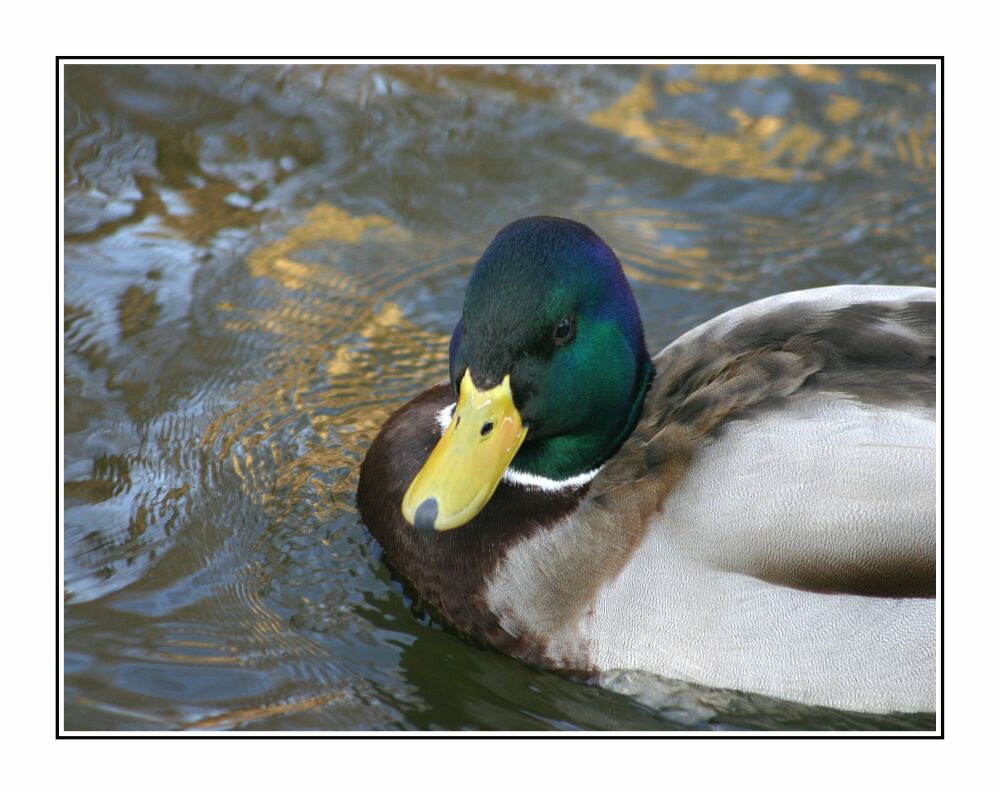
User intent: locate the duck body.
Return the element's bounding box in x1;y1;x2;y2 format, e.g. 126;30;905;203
358;218;936;714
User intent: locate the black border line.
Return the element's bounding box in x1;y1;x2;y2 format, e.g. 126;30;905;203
938;54;944;740
56;54;62;742
56;56;944;739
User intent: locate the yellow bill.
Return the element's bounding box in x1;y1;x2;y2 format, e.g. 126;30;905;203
402;369;527;532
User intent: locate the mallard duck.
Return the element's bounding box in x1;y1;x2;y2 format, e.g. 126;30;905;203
357;216;936;714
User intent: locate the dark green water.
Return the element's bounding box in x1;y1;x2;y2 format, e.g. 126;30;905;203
63;63;936;731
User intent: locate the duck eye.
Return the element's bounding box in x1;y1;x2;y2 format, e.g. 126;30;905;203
553;316;576;346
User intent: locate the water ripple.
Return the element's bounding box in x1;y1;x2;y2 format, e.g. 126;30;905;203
65;63;936;731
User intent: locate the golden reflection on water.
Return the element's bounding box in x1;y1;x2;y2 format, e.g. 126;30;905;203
588;66;935;183
589;73;812;182
664;79;704;96
691;64;785;82
590;207;741;291
857;66;922;93
381;64;561;104
825;95;862;124
246;204;399;291
787;64;844;84
205;203;448;525
184;689;359;730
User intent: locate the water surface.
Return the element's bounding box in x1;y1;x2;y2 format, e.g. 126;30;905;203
64;63;936;731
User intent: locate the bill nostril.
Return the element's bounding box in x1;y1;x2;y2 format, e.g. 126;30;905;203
480;421;494;437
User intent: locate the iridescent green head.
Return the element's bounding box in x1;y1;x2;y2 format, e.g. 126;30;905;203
402;217;653;531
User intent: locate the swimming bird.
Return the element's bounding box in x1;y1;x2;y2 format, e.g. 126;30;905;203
357;216;936;714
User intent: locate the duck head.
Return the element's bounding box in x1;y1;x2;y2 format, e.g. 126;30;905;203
402;216;654;531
